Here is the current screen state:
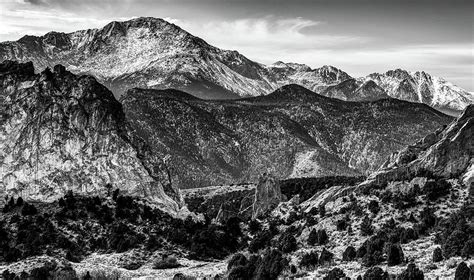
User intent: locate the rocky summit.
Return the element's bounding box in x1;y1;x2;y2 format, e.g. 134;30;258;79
122;84;451;189
0;61;182;213
1;17;472;113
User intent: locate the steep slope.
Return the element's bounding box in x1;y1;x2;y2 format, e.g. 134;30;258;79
0;61;182;213
366;69;474;114
363;104;473;188
122;84;451;189
2;17;470;113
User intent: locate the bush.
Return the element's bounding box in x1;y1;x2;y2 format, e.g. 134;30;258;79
21;203;37;216
300;251;318;269
363;267;388;280
318;248;334;265
357;234;387;267
368;200;380;214
443;229;468;258
336;217;349;231
249;230;273;253
307;229;329;245
323;267;346;280
153;255;180;269
432;247;443;262
386;243;404;266
397;263;424;280
360;216;374;236
424;179;450;201
342;246;357;261
454;262;472;280
228;253;248;271
319;204;326;217
278;232;297;253
254;249;288;279
248;220;261;235
461;237;474;258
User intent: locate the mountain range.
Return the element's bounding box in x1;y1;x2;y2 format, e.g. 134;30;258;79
0;60;452;194
0;17;472;114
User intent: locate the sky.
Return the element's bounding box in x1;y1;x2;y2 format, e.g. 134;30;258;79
0;0;473;91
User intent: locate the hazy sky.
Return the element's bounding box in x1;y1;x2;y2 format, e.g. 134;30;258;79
1;0;473;90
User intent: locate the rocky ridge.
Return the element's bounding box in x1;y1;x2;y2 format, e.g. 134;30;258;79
0;61;183;213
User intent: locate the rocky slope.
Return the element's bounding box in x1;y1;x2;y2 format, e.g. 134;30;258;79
1;17;472;113
121;84;451;189
362;104;474;188
0;61;182;213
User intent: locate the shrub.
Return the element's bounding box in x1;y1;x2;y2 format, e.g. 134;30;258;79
308;229;318;246
323;267;346;280
153;255;180;269
254;249;288;279
357;234;387;267
397;263;424;280
432;247;443;262
386;243;404;266
454;262;472;280
363;267;388;280
300;251;318;268
360;216;374;236
249;230;273;253
336;218;349;231
443;229;468;258
16;197;23;206
228;253;248;271
342;246;357;261
318;248;334;265
424;179;450;201
278;232;297;253
21;203;37;216
461;237;474;258
248;220;261;235
319;204;326;217
368;200;380;214
311;229;329;245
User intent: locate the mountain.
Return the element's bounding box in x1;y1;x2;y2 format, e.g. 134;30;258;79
365;69;474;114
121;84;451;189
0;61;183;214
362;104;474;188
1;17;471;113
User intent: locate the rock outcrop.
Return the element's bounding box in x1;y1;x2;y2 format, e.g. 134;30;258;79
252;174;282;219
0;61;182;213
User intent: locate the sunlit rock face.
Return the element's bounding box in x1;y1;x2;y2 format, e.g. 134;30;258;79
0;61;182;213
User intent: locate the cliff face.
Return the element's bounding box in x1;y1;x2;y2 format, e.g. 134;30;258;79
0;61;182;213
365;105;474;186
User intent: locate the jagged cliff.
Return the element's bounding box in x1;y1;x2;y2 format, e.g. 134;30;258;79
0;61;182;213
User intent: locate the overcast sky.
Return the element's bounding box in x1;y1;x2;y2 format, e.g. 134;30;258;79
1;0;473;90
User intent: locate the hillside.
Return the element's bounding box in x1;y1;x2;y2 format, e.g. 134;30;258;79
122;84;451;189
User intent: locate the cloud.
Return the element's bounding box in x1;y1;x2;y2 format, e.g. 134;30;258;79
23;0;44;5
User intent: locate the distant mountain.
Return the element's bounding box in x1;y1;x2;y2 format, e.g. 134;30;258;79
122;84;451;189
0;61;182;213
365;69;474;114
1;17;471;113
